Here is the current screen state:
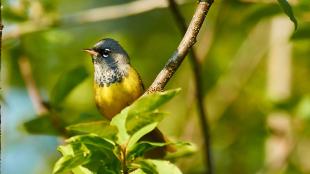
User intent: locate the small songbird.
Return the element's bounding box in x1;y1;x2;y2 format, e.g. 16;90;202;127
84;38;167;157
84;38;144;119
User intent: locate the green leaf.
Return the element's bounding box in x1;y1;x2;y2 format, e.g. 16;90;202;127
53;151;92;174
50;66;89;106
67;134;115;150
291;24;310;40
67;121;118;141
165;142;197;160
23;114;62;135
54;135;120;174
128;89;181;116
135;160;157;174
54;143;92;174
127;123;159;151
110;108;130;145
137;160;182;174
127;141;168;160
72;166;94;174
277;0;298;30
53;153;91;174
126;111;165;135
130;169;147;174
110;89;180;145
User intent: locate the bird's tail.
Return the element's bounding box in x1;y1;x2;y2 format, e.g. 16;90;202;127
142;128;176;158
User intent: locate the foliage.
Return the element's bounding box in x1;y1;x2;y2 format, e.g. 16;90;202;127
50;66;89;107
23;66;97;135
2;0;310;174
53;89;189;174
277;0;298;30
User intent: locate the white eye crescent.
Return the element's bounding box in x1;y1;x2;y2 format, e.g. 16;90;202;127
102;48;111;58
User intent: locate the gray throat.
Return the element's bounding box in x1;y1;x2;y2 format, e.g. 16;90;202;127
94;63;128;87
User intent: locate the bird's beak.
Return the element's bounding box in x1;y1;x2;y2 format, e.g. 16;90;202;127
83;48;98;56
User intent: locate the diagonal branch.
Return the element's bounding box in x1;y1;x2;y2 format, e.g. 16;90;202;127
18;56;68;136
166;0;213;173
147;0;214;93
18;56;49;115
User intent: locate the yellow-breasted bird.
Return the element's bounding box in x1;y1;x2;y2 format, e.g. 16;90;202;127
84;38;168;157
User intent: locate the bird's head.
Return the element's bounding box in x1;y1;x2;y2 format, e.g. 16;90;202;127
84;38;130;67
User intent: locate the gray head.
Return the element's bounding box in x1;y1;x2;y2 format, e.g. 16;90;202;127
84;38;130;65
84;38;131;86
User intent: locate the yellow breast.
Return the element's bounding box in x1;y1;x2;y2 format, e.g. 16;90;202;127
94;67;144;119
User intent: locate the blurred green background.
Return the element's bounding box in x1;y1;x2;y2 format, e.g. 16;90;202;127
2;0;310;173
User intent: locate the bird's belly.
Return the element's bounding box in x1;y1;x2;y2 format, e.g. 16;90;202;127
94;70;143;119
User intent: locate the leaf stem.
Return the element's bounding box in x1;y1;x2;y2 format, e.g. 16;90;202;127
121;145;128;174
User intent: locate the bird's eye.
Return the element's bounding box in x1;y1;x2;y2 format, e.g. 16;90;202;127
102;48;111;58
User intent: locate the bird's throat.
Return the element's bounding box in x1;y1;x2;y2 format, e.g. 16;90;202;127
94;63;128;87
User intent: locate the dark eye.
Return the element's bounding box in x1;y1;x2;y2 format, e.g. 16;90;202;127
102;48;111;58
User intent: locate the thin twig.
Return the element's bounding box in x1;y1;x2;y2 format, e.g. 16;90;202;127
18;56;69;136
147;0;214;93
18;56;49;115
167;0;213;173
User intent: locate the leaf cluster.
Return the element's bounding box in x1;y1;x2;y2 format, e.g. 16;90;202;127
21;65;194;173
53;88;189;174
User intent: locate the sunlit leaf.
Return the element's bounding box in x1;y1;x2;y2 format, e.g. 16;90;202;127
54;135;120;174
54;143;92;174
165;142;197;160
67;121;118;141
130;169;147;174
126;111;165;135
277;0;298;30
72;166;94;174
50;66;89;106
110;108;130;145
67;134;115;150
128;89;181;116
137;160;182;174
111;89;180;145
53;152;92;174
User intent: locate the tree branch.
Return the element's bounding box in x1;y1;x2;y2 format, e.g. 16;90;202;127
166;0;213;173
18;56;68;136
147;0;213;92
18;56;49;115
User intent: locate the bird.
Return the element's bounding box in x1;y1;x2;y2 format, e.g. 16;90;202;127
84;38;168;157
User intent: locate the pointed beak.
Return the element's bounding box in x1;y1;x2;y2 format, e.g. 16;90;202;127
83;48;98;56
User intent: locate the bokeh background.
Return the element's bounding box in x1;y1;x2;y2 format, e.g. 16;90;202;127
2;0;310;173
